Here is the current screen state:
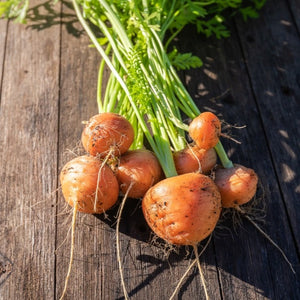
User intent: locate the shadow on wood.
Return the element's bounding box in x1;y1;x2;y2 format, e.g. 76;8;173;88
25;0;83;37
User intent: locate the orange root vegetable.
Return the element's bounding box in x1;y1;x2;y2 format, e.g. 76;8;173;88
214;165;295;273
116;149;164;199
214;164;258;208
189;112;221;150
59;155;120;299
81;112;134;157
60;155;119;214
142;173;222;246
173;145;217;175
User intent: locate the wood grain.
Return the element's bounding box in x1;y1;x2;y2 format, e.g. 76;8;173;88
0;19;8;96
288;0;300;32
235;0;300;251
0;0;60;299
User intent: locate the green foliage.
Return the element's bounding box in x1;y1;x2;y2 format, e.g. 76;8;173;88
196;15;231;39
239;0;266;21
1;0;267;42
168;0;208;31
0;0;29;23
168;47;203;70
125;49;153;115
1;0;266;173
239;6;259;20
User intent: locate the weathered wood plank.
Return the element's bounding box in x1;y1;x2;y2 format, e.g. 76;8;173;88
236;0;300;251
0;1;60;299
0;19;8;95
288;0;300;32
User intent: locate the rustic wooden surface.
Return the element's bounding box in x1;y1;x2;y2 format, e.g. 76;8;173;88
0;0;299;299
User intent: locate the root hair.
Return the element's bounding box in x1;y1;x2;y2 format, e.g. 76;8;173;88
169;235;212;300
116;182;134;300
187;143;203;173
59;201;79;300
94;148;115;213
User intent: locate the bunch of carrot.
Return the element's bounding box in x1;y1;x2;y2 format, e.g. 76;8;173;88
59;108;258;299
56;1;266;298
61;110;258;245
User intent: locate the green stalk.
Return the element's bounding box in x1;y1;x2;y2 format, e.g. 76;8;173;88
102;65;117;111
72;0;152;145
150;27;201;117
160;0;178;39
96;17;127;71
215;142;234;168
72;0;179;177
99;0;132;50
149;103;178;177
76;0;234;171
148;27;233;167
97;44;111;112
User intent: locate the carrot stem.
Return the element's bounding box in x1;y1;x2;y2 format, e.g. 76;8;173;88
97;44;112;112
73;0;233;174
214;142;234;169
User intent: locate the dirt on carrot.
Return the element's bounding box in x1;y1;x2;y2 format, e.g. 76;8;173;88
81;112;135;157
142;173;222;246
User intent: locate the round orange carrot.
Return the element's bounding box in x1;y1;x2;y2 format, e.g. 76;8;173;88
60;155;119;214
142;173;222;246
214;164;258;208
81;112;134;157
173;145;217;175
116;149;163;199
189;112;221;150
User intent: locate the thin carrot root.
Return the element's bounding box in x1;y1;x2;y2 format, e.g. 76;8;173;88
116;182;134;300
193;245;209;300
169;235;212;300
219;132;242;144
55;217;73;254
94;148;115;213
59;201;79;300
235;206;295;274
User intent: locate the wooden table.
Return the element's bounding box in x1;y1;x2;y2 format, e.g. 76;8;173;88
1;1;299;299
